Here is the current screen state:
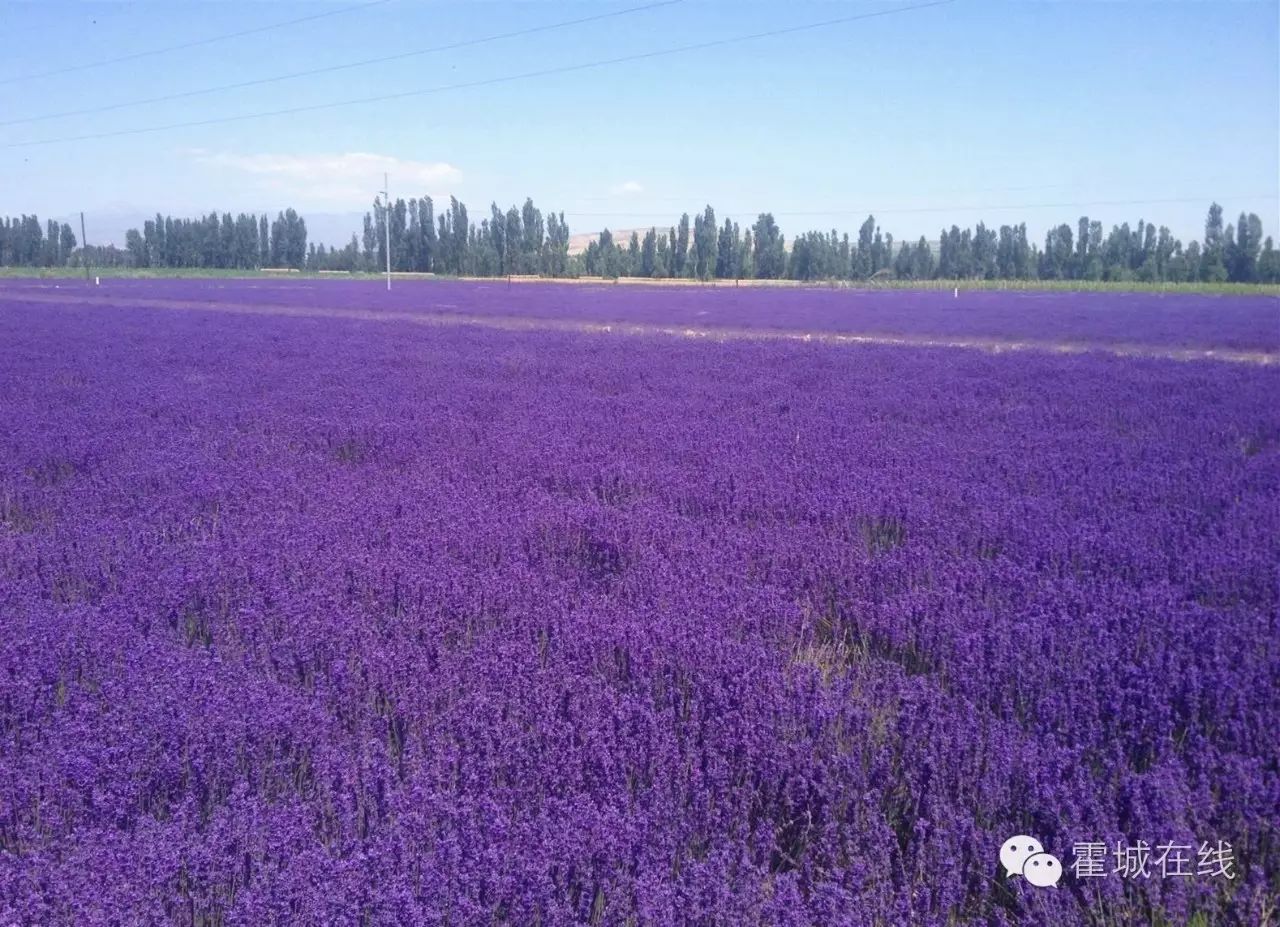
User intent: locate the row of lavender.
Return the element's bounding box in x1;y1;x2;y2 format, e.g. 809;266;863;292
4;276;1279;352
1;299;1277;925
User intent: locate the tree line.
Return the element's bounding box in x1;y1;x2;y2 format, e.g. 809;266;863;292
3;200;1277;284
1;210;309;271
0;216;78;267
120;210;308;270
574;203;1279;285
317;196;574;277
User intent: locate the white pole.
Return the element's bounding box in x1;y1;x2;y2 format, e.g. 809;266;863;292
383;172;391;291
953;286;958;298
81;212;91;284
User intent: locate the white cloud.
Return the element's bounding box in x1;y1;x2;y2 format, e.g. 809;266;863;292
190;151;462;208
610;180;644;196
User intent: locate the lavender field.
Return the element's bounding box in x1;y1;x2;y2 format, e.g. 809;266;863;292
1;283;1278;926
3;276;1279;355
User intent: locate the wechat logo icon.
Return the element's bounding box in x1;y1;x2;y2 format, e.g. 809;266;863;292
1001;835;1062;887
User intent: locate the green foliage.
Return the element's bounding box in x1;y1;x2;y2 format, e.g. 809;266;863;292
270;209;307;270
654;230;671;278
1258;236;1280;284
0;215;75;268
1200;202;1228;282
5;200;1275;287
752;213;786;279
692;205;716;280
673;213;690;277
640;228;657;278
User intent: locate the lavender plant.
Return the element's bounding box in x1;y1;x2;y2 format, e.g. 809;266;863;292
2;276;1277;353
0;289;1276;925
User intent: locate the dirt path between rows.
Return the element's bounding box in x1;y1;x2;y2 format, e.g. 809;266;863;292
5;290;1276;366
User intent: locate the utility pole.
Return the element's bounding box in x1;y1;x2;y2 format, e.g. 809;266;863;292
80;212;90;284
382;172;391;291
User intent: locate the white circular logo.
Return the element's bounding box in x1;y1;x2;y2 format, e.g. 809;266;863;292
1023;851;1063;887
1000;835;1044;878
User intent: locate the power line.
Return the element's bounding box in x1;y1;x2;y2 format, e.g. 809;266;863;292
0;0;393;87
0;0;954;150
0;0;683;128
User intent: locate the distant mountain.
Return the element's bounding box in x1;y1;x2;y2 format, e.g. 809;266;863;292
299;213;364;249
567;227;800;256
567;228;647;257
49;208;143;250
566;227;943;260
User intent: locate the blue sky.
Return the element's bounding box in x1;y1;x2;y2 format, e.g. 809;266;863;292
1;0;1276;246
